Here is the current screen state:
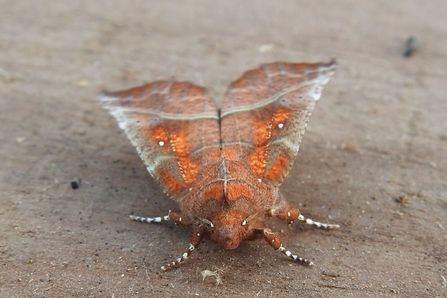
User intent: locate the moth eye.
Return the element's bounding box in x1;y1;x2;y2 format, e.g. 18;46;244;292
277;123;284;129
257;178;262;183
158;141;165;146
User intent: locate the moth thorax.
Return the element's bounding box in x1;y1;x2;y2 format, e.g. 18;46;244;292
208;210;252;250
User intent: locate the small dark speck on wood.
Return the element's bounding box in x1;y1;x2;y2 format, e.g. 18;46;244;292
404;37;418;57
71;181;79;189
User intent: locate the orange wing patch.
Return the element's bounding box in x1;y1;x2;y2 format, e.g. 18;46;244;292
158;169;185;195
273;108;289;127
170;131;200;186
248;120;271;175
271;107;290;138
265;154;288;181
150;126;170;150
150;125;200;187
248;108;290;177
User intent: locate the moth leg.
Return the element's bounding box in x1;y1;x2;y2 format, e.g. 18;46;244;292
262;229;313;266
167;210;192;226
161;225;206;271
271;206;340;229
129;214;170;223
129;210;193;226
270;206;300;222
297;214;340;229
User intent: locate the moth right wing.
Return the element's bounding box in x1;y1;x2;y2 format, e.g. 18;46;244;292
220;61;337;187
98;81;221;201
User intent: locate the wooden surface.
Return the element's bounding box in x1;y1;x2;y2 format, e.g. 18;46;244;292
1;1;446;297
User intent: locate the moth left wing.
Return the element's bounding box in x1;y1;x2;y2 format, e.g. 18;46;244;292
220;61;337;187
98;81;221;201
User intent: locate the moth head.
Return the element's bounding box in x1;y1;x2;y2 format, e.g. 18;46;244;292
201;210;266;250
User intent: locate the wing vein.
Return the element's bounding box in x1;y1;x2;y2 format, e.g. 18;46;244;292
221;80;317;118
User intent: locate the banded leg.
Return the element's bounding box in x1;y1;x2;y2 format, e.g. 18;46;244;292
297;214;340;229
262;229;313;267
129;210;192;226
129;214;170;223
278;246;313;266
161;226;206;270
271;206;340;229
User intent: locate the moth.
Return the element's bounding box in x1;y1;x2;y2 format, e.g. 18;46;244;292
98;61;339;270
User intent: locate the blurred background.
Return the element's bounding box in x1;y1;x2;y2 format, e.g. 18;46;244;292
1;1;446;297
